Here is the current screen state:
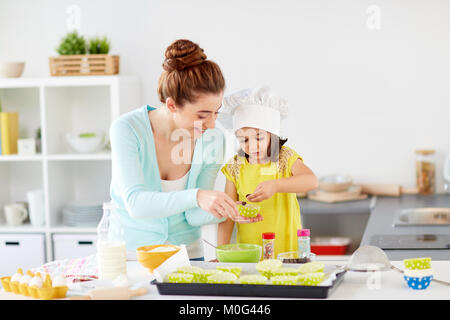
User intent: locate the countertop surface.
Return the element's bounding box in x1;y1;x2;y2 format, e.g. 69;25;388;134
1;260;449;300
360;194;450;260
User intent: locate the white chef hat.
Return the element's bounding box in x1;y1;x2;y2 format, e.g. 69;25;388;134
218;85;288;136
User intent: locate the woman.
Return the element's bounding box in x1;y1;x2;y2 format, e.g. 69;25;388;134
109;39;242;261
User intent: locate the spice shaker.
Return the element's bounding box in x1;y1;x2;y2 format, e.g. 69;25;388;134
297;229;311;258
262;232;275;260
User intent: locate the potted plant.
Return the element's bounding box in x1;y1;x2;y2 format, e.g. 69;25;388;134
49;31;119;76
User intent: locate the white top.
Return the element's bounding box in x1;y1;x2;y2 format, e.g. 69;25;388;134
160;171;204;259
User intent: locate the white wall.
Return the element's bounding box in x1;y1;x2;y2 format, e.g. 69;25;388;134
1;0;450;192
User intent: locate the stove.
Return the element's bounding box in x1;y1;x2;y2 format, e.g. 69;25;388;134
369;234;450;250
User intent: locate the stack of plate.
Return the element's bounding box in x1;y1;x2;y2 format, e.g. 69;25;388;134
62;201;103;227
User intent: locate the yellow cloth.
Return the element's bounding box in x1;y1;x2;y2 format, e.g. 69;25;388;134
221;146;303;258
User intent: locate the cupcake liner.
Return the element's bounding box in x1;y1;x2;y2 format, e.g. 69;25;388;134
166;273;194;283
298;261;325;274
403;257;431;270
271;276;298;286
297;272;325;286
272;267;299;276
239;274;268;285
216;266;242;277
256;259;283;278
206;271;237;284
238;204;260;218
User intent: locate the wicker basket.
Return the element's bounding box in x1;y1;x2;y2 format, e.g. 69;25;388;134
49;54;119;76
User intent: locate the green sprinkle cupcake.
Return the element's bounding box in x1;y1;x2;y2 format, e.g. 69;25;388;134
403;257;431;270
165;272;194;283
272;267;299;276
238;204;260;218
256;259;283;278
239;274;268;285
271;275;298;286
216;266;242;277
298;261;325;274
297;272;325;286
206;271;237;284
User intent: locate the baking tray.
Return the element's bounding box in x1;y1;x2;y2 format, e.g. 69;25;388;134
151;262;346;299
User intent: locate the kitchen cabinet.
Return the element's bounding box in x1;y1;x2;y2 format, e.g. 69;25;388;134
52;233;97;260
0;76;140;266
0;233;46;275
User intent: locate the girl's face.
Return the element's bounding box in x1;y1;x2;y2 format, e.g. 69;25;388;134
168;91;224;139
236;127;271;162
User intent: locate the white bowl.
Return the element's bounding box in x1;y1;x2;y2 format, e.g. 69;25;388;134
319;174;352;192
65;131;105;153
0;62;25;78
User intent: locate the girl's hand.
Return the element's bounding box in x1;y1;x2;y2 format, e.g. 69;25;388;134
197;190;241;221
246;180;278;202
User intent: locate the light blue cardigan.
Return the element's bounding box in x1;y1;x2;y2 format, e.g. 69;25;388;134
109;105;225;251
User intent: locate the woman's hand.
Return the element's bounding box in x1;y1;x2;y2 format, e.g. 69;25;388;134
246;180;278;202
197;190;240;221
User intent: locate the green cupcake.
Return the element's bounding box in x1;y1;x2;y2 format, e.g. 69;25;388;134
166;272;194;283
272;267;299;276
298;262;325;274
256;259;283;278
239;274;268;285
206;271;237;284
271;275;298;286
216;266;242;277
238;204;260;218
297;272;325;286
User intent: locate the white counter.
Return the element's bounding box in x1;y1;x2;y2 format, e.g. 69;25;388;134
2;259;449;300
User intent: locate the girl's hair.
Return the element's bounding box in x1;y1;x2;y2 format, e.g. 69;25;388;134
237;133;288;162
157;39;225;106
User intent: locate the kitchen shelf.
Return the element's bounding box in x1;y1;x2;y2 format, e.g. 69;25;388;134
0;76;140;270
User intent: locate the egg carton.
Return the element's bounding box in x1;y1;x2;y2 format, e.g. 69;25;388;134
1;269;68;300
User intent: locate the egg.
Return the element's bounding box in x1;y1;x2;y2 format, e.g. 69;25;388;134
29;276;43;288
51;274;67;287
11;273;22;283
19;274;32;285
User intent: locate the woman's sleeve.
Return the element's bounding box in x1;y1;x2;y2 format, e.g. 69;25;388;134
110;119;199;220
184;129;227;226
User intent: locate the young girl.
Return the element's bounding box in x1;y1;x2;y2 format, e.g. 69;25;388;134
218;86;319;257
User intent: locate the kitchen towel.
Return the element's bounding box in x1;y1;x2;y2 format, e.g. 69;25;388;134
32;254;98;283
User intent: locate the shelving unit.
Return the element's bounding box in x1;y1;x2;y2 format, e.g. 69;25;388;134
0;76;140;272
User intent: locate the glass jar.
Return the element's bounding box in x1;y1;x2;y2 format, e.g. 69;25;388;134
297;229;311;258
415;150;436;195
262;232;275;260
97;201;127;280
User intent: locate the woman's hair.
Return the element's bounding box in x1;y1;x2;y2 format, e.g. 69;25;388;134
157;39;225;106
237;133;288;162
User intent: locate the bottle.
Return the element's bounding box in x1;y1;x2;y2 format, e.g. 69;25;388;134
262;232;275;260
415;149;436;195
97;201;127;280
297;229;311;258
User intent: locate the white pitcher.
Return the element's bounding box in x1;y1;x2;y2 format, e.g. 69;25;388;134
445;154;450;193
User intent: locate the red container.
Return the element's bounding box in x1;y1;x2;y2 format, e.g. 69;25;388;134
310;237;351;255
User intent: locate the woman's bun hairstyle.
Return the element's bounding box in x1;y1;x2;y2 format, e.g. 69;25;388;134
158;39;225;106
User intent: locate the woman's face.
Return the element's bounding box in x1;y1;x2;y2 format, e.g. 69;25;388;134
169;92;224;139
236;127;271;162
